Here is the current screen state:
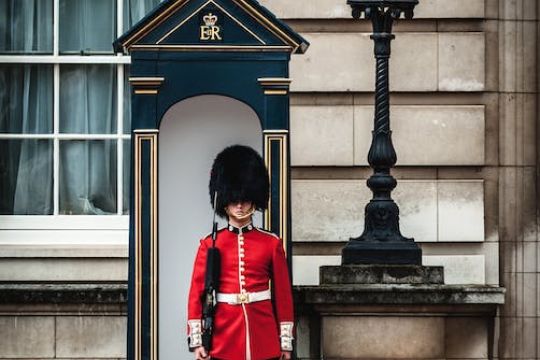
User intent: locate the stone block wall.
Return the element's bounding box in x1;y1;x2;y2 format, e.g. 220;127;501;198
0;286;127;360
277;0;537;358
285;0;498;289
321;315;491;359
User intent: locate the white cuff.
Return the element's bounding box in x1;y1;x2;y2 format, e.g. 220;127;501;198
188;319;202;348
280;322;294;351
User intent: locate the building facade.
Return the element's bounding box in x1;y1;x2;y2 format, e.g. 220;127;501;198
0;0;538;359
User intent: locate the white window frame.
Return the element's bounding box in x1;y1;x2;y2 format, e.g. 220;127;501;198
0;0;134;243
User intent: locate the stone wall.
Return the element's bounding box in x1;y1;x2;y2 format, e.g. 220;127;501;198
280;0;498;292
0;285;127;360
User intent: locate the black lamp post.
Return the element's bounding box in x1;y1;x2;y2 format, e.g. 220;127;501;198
342;0;422;265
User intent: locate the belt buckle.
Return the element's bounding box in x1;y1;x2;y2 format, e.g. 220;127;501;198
237;292;249;304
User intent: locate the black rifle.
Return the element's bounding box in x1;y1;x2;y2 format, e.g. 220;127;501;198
201;192;221;352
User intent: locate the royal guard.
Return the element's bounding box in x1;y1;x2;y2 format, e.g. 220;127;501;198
187;145;294;360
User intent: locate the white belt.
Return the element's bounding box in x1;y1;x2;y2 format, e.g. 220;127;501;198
217;289;271;305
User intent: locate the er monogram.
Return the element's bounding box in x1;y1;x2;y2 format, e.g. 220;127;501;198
200;13;222;41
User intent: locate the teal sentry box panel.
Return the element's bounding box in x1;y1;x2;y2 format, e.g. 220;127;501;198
115;0;308;359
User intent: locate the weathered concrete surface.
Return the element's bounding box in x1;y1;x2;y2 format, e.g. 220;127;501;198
0;284;127;304
320;265;444;285
294;284;505;305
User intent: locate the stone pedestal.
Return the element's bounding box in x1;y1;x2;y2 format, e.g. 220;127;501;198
321;264;443;285
294;265;505;360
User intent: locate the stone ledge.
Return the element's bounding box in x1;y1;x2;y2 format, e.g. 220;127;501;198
294;284;505;306
0;283;127;304
0;283;504;308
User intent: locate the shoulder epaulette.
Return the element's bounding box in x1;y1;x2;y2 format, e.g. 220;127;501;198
255;227;280;239
201;226;226;240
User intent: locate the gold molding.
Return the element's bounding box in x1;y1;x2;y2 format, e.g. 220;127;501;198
129;77;165;86
134;134;140;360
134;132;159;360
130;77;165;95
157;0;266;45
263;132;288;255
130;44;292;52
264;90;288;95
135;89;159;95
134;129;160;133
258;77;292;87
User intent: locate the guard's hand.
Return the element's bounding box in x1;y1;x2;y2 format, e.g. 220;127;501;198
281;351;292;360
194;346;209;360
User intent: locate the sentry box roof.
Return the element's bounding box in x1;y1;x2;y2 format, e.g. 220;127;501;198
114;0;309;54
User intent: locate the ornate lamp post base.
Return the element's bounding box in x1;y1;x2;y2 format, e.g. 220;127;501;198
342;0;421;265
343;240;422;265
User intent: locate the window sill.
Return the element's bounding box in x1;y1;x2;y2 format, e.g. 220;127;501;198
0;216;129;257
0;243;128;258
0;215;129;230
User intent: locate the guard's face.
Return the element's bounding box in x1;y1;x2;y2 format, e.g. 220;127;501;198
226;201;254;221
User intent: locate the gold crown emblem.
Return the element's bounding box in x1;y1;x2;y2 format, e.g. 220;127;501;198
203;13;218;26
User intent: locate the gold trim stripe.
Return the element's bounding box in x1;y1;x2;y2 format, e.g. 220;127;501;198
134;132;159;360
233;0;300;52
135;89;159;95
209;0;266;45
134;134;141;360
258;77;292;87
134;129;160;133
264;90;287;95
130;44;292;52
264;135;271;230
123;0;190;50
263;133;288;255
129;77;165;86
156;0;210;44
152;134;158;360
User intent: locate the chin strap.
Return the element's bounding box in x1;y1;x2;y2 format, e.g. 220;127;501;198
225;205;256;221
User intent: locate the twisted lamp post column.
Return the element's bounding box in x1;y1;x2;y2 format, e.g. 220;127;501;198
342;0;422;265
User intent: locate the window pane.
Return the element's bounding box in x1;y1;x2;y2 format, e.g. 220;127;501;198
123;0;162;31
59;0;116;54
60;65;117;134
123;140;130;214
0;0;53;54
0;64;53;134
0;140;53;214
59;140;117;215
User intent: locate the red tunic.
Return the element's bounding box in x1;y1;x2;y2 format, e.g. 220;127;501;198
187;225;294;360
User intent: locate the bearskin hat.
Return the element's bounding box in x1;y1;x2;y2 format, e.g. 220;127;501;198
209;145;270;218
